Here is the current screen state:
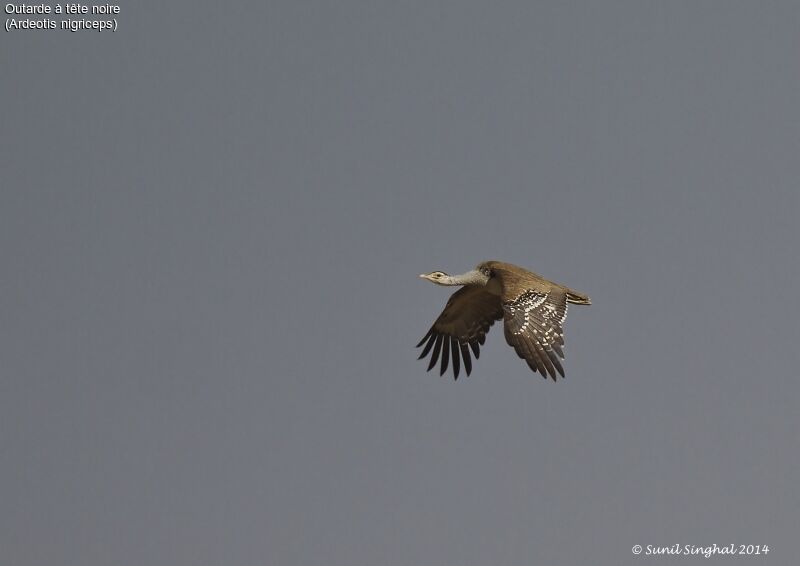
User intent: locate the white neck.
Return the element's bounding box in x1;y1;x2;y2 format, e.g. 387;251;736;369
442;269;489;286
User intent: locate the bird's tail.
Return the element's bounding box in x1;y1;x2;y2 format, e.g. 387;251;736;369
566;289;591;305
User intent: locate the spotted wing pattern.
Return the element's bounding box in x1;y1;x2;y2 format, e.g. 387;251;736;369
502;289;569;381
416;286;503;379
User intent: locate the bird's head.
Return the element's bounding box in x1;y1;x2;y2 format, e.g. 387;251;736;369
419;271;453;285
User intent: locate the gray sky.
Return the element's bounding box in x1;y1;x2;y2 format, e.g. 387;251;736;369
2;2;799;565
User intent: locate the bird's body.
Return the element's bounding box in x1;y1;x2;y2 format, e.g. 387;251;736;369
417;261;590;381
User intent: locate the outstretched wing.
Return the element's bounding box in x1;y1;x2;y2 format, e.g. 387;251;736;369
502;289;569;381
416;286;503;379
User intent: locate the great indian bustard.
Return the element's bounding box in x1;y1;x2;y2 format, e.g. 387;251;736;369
417;261;591;381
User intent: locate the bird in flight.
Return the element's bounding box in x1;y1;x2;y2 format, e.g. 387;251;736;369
417;261;590;381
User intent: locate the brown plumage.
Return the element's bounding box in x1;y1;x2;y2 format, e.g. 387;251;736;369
417;261;590;381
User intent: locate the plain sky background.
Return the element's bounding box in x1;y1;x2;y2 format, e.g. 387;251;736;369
2;2;799;565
